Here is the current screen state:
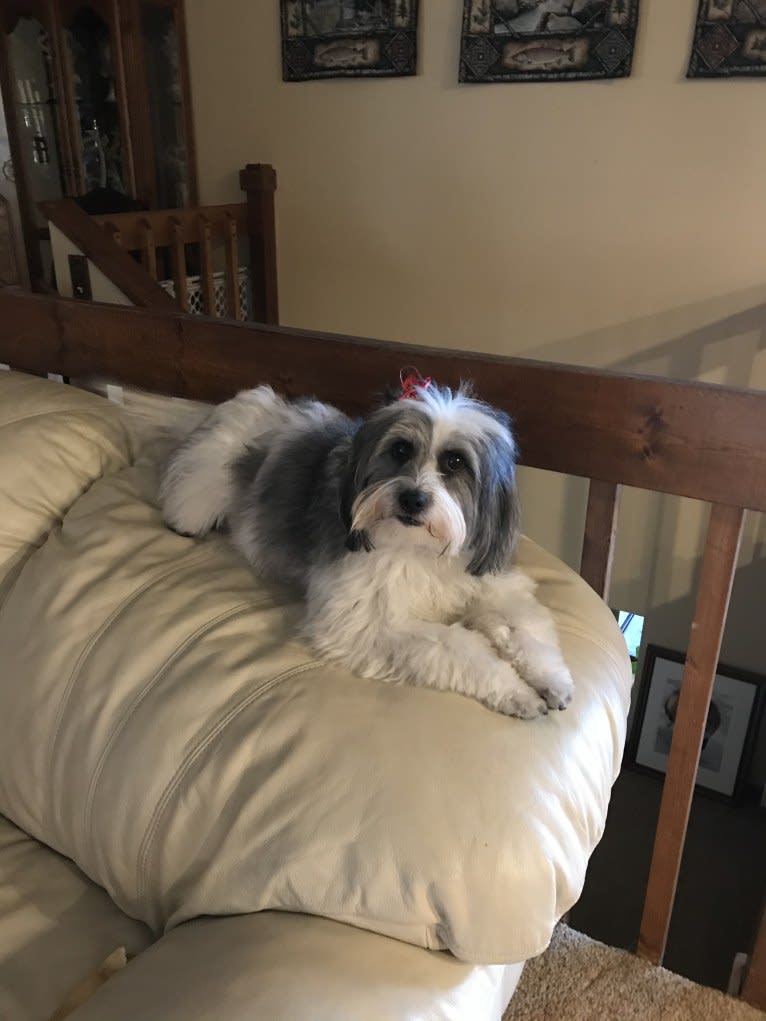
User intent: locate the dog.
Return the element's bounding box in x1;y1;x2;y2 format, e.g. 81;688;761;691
158;375;574;719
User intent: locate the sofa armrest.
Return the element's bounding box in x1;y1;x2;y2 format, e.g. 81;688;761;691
68;911;523;1021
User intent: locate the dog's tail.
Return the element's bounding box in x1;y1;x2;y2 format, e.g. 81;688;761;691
109;385;213;461
104;382;288;536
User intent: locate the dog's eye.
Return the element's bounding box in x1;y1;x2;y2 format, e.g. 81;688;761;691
389;440;413;464
442;451;465;474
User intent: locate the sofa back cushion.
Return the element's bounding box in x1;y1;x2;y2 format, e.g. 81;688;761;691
0;372;130;605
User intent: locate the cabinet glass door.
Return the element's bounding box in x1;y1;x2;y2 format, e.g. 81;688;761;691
7;15;66;226
64;5;125;193
141;1;189;208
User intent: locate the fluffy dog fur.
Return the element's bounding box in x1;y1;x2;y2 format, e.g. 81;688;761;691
158;380;574;719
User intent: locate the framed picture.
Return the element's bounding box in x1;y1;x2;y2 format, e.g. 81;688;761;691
280;1;419;82
687;0;766;79
628;645;765;802
459;0;640;84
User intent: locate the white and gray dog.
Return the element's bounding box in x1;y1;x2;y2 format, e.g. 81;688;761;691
158;376;574;719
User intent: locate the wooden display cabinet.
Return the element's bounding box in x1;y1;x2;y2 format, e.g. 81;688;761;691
0;0;197;289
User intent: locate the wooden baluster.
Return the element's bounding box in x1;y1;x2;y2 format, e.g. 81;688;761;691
170;217;189;313
140;218;157;280
743;902;766;1009
580;479;621;601
105;222;122;248
224;212;241;321
638;503;746;966
198;214;216;317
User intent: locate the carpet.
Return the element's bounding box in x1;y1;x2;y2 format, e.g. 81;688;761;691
503;924;766;1021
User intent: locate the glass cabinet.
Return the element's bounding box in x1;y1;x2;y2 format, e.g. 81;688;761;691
0;0;197;289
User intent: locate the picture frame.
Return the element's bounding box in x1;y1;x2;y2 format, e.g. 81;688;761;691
280;1;419;82
459;0;640;84
627;645;765;803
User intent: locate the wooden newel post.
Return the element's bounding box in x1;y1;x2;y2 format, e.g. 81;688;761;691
239;163;279;324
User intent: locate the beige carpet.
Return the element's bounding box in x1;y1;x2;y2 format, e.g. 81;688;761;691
503;924;766;1021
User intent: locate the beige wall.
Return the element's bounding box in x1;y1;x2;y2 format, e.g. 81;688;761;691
185;0;766;773
186;0;766;352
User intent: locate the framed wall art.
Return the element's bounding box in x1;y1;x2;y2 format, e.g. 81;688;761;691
459;0;641;83
280;1;419;81
628;645;765;802
688;0;766;79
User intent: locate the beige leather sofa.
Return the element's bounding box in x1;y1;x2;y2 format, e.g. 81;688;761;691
0;371;632;1021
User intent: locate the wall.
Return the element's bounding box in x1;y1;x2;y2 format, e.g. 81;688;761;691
49;223;132;305
185;1;766;776
185;0;766;351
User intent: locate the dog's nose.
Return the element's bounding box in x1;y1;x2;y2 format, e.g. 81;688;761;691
398;489;430;516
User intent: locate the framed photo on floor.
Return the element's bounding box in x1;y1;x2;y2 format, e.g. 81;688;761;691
628;645;765;802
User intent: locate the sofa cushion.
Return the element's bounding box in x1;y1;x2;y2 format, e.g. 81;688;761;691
0;813;153;1021
0;371;130;605
0;372;633;964
62;911;523;1021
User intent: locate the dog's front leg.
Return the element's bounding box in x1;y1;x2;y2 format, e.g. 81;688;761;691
465;571;574;711
311;616;549;719
380;622;552;718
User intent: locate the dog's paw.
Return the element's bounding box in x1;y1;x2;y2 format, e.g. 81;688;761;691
538;669;575;711
484;623;516;661
489;685;548;720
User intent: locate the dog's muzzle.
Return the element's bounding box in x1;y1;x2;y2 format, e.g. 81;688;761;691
397;488;431;525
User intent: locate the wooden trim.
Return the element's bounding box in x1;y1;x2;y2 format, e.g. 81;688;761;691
174;0;198;206
108;0;137;196
118;0;196;208
119;0;156;206
743;902;766;1010
239;163;278;324
92;203;247;249
637;503;746;966
0;19;44;286
1;294;765;516
580;479;621;601
53;0;87;195
41;200;178;309
58;0;136;196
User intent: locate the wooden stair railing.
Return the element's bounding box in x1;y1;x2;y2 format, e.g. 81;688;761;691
42;163;278;323
0;292;764;1010
41;199;179;311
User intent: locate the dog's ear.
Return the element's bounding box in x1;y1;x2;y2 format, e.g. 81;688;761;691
338;425;375;553
466;412;520;576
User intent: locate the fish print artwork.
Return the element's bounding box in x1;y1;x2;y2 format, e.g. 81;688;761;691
688;0;766;79
281;0;419;81
459;0;640;82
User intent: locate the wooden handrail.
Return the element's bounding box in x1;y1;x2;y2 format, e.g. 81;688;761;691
92;203;248;250
0;292;764;514
40;200;179;311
